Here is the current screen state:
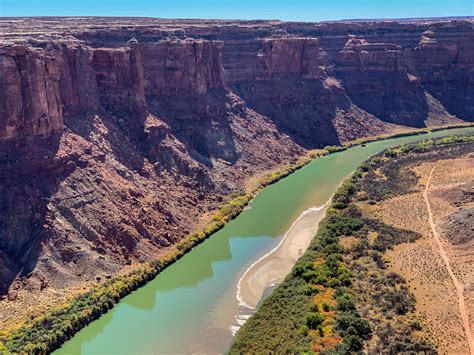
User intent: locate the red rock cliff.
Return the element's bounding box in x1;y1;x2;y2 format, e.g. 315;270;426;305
0;45;63;140
0;43;99;140
139;40;224;96
223;37;322;81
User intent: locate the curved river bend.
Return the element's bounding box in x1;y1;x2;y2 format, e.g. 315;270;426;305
56;127;474;354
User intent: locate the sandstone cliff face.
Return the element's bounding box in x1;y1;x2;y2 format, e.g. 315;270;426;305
59;45;99;116
0;43;99;140
93;46;146;118
224;36;392;148
0;37;227;143
140;40;224;96
223;37;322;82
0;46;63;140
2;19;472;141
0;17;472;324
413;28;474;120
334;35;429;127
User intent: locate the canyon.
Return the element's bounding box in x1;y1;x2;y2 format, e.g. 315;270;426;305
0;17;473;329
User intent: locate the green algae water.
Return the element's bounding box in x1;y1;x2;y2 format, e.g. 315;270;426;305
56;127;474;354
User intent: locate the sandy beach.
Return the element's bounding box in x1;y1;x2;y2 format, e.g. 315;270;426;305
237;203;329;309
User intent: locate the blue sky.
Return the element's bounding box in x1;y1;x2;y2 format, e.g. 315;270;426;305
0;0;472;21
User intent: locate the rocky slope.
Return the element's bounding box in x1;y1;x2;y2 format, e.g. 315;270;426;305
0;17;472;326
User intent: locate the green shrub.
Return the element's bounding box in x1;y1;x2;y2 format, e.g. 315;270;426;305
335;311;372;340
294;262;315;277
332;181;356;210
341;334;364;352
410;320;423;331
324;213;364;237
336;294;356;312
306;312;325;330
299;325;309;337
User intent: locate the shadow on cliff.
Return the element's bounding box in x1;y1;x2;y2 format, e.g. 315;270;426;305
423;83;474;122
0;133;76;295
146;89;241;167
65;111;147;173
230;77;342;149
335;72;430;128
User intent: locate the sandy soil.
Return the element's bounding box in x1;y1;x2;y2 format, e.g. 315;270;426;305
428;156;474;353
237;204;328;309
376;155;474;354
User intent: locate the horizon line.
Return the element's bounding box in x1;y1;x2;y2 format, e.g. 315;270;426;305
0;15;473;23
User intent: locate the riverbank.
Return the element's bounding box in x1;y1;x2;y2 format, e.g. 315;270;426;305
231;134;474;353
1;123;473;353
236;122;474;311
238;203;329;309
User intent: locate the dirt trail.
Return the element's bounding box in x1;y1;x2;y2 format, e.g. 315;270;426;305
423;161;474;355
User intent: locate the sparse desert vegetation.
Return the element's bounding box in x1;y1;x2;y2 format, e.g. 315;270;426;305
231;135;474;353
372;142;474;353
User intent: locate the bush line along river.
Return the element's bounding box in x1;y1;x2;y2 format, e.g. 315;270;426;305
55;127;474;354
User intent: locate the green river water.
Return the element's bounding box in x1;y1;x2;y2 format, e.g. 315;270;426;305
56;127;474;354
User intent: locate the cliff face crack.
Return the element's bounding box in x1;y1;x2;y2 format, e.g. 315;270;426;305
423;161;474;355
